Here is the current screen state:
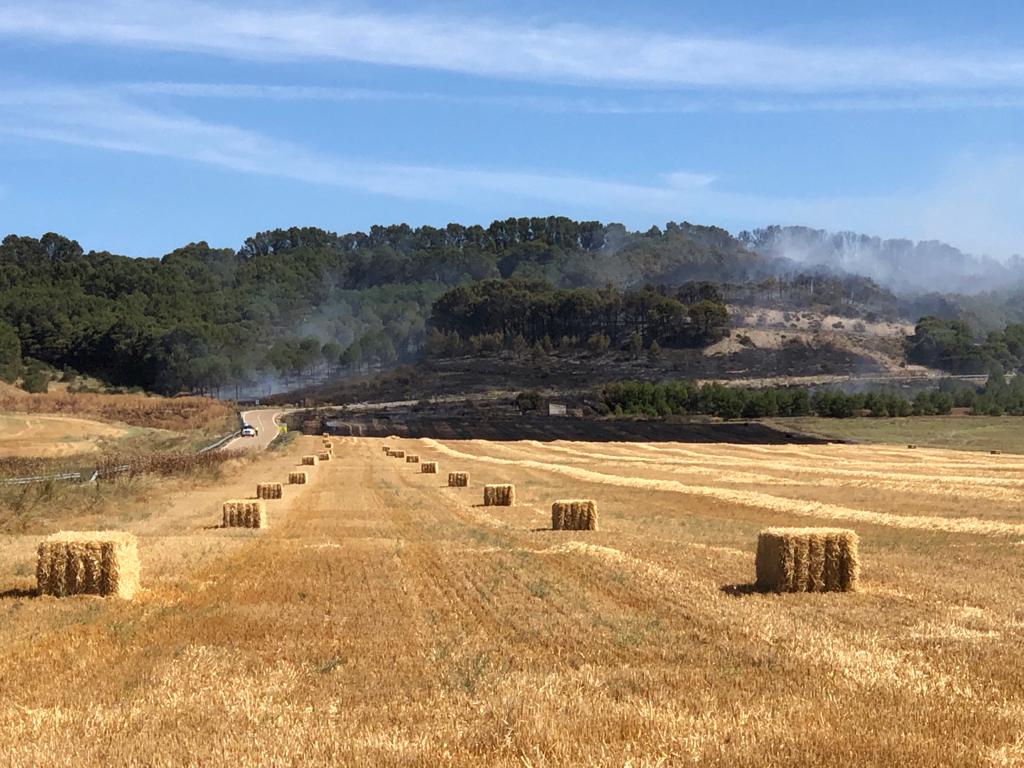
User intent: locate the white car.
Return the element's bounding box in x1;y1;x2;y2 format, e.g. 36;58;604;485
240;425;258;437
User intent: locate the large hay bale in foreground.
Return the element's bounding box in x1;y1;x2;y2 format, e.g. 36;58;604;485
448;472;469;487
302;455;319;466
256;482;283;500
551;499;598;531
483;484;516;506
390;450;405;459
37;531;140;599
222;500;268;529
318;452;332;462
288;471;308;485
406;454;420;464
755;527;859;593
421;461;438;474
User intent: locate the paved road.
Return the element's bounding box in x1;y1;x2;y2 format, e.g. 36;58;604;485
221;409;288;452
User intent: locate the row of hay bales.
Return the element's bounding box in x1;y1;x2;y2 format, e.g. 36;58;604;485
386;442;599;531
35;435;334;600
223;437;333;531
385;439;862;593
34;436;861;600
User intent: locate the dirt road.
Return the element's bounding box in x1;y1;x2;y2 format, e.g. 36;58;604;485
220;408;287;452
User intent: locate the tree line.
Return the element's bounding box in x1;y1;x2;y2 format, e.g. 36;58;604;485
906;317;1024;374
0;219;762;394
596;379;1024;420
426;279;729;356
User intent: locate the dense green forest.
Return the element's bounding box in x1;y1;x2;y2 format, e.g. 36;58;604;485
5;216;1024;396
905;317;1024;374
427;279;729;355
599;375;1024;419
0;218;763;393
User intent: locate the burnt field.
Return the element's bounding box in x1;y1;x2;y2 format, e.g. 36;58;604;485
273;340;886;408
314;411;831;444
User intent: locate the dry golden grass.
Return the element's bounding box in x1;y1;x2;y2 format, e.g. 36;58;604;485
4;435;1024;765
0;414;131;458
0;391;233;432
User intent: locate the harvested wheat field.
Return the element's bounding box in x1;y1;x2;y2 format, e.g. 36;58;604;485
3;434;1024;765
0;413;133;457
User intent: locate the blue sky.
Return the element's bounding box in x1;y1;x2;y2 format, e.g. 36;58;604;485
2;1;1024;259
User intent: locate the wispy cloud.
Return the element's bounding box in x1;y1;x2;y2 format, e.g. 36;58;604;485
2;85;1023;257
120;81;1024;115
4;1;1024;92
0;85;717;208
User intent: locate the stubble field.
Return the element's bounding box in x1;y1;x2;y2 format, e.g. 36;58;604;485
1;433;1023;766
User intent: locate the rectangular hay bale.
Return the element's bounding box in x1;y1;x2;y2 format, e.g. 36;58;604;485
318;452;332;462
421;461;438;474
323;441;333;450
302;455;319;466
448;472;469;487
755;527;859;593
382;445;391;453
256;482;283;499
222;499;268;529
406;454;420;463
288;471;308;485
36;531;140;599
551;499;598;531
483;484;515;506
390;450;405;459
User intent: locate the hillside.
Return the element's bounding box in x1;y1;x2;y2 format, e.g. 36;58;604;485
4;218;1022;401
0;220;773;395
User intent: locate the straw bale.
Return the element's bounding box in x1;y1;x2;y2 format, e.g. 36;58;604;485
222;500;268;529
551;499;598;531
302;455;318;466
448;472;469;487
391;450;405;459
421;461;438;474
288;471;308;485
483;484;515;506
755;527;859;593
256;482;283;500
36;531;140;599
318;452;332;462
323;441;333;450
406;454;420;463
382;445;391;453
